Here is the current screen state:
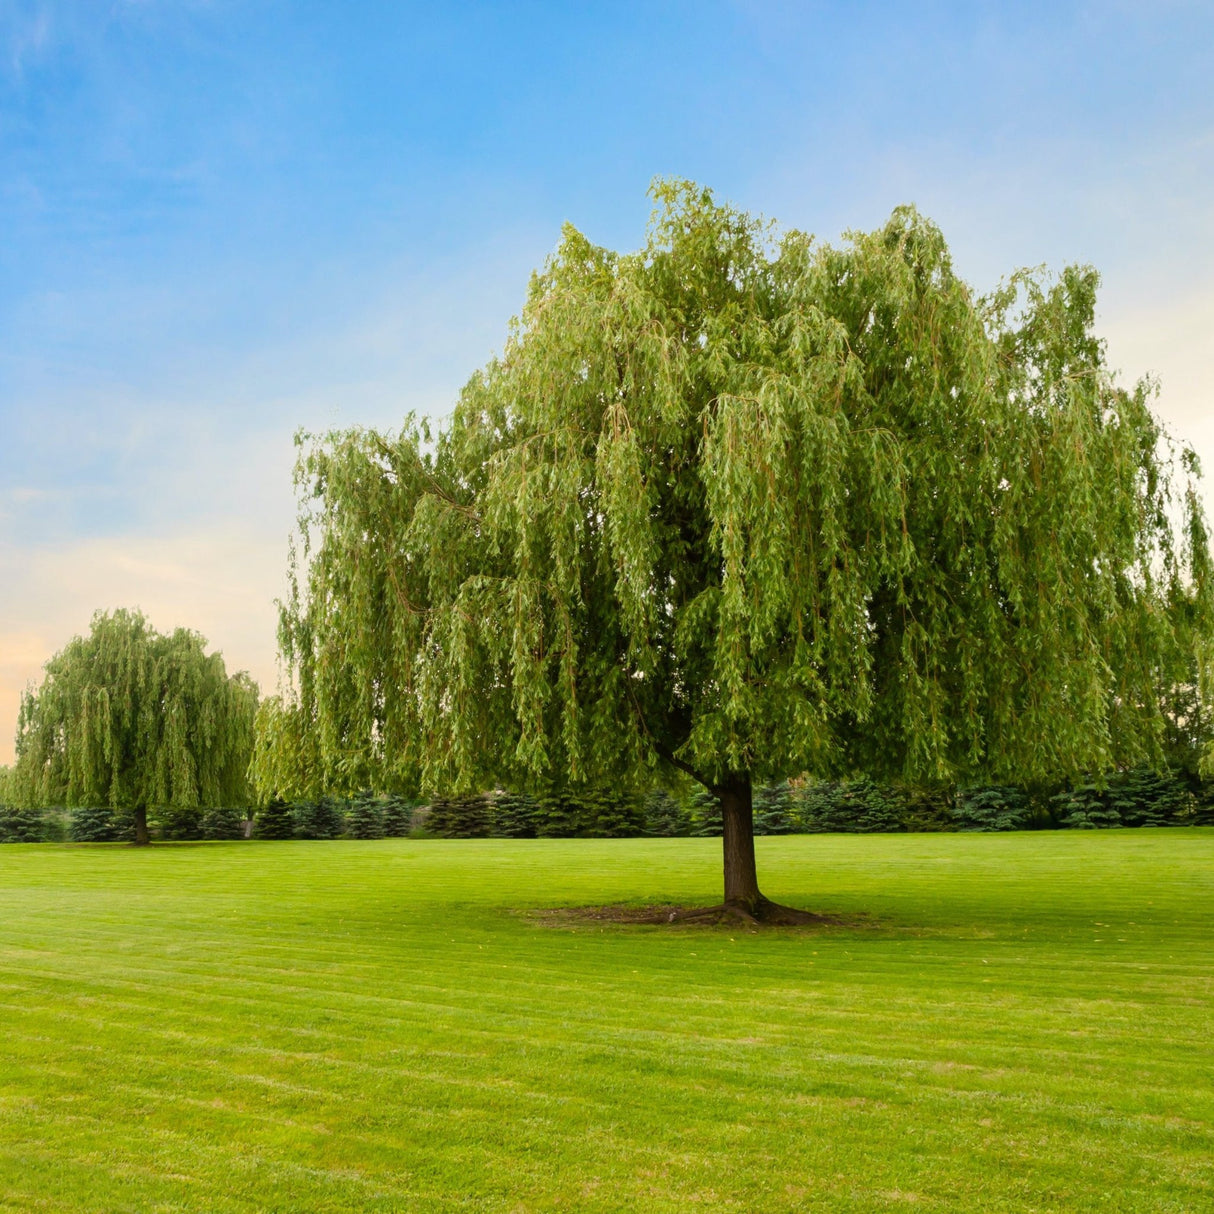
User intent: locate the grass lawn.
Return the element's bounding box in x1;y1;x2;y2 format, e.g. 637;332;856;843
0;831;1210;1213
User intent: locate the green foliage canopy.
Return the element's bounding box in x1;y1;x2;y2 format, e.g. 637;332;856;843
264;182;1210;904
13;609;259;843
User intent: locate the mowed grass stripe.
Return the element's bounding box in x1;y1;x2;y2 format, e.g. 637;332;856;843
0;831;1211;1212
4;974;1205;1110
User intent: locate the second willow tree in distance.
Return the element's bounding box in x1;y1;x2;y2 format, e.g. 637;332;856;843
262;182;1211;921
13;609;259;845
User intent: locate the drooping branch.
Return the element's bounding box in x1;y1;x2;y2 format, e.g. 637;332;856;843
270;181;1213;899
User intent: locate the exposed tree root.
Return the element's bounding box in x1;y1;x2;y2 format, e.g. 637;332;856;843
663;897;830;926
532;899;848;928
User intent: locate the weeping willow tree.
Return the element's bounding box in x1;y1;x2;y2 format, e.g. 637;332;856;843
12;609;259;845
266;181;1211;920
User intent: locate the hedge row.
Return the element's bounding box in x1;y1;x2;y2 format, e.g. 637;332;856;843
0;803;253;844
415;773;1214;839
2;768;1212;843
0;793;418;843
718;771;1214;835
253;792;418;840
425;789;646;838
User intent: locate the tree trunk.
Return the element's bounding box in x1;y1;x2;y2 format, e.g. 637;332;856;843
656;774;819;926
132;805;150;847
718;776;761;911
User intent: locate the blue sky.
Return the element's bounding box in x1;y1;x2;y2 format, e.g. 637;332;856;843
2;0;1213;760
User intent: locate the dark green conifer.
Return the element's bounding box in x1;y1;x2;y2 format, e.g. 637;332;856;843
380;794;416;836
1105;769;1190;826
531;791;580;837
796;780;906;833
578;789;644;837
1051;782;1122;829
158;805;204;840
294;796;345;839
643;789;689;837
0;805;49;843
1193;781;1214;826
254;798;296;840
753;782;794;835
426;793;492;838
345;790;385;839
952;786;1031;832
68;805;127;842
689;788;722;837
493;791;540;838
201;806;247;840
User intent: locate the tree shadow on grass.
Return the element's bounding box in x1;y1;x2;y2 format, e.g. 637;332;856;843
525;904;878;932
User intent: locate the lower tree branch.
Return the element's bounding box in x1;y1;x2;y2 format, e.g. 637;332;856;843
620;671;713;789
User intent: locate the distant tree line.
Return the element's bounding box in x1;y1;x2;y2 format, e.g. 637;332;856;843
252;791;419;840
421;771;1214;840
3;768;1212;844
0;790;420;844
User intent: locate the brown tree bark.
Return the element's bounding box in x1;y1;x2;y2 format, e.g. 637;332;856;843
718;776;761;911
132;805;150;847
686;774;818;925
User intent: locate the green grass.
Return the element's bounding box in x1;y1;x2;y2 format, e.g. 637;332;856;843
0;832;1211;1213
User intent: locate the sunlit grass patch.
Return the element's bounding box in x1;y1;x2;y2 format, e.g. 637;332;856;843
0;830;1210;1212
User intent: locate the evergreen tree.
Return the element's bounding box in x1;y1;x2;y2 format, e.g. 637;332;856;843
527;791;575;837
643;788;689;837
843;780;905;833
68;805;128;843
1192;781;1214;826
689;787;723;837
294;796;346;839
493;790;541;838
952;786;1032;832
753;782;795;835
158;805;204;841
427;793;492;838
797;780;906;833
577;788;645;837
1105;768;1191;826
1051;782;1122;829
345;790;386;839
899;785;957;833
380;794;416;837
0;805;49;843
201;806;247;840
254;797;296;840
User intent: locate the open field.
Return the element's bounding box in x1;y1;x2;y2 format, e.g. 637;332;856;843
0;832;1211;1213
